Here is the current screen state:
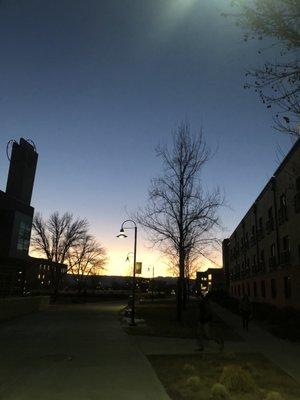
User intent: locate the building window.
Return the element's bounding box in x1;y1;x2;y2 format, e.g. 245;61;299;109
247;282;250;296
266;206;274;233
242;283;245;295
258;217;263;239
261;280;266;298
269;243;276;270
281;193;287;207
281;236;291;265
253;281;257;297
271;243;276;257
238;285;241;297
296;177;300;192
278;193;288;224
294;177;300;213
17;221;31;253
260;249;265;272
250;225;256;246
283;235;290;251
271;279;277;299
284;277;291;299
268;206;273;220
252;255;257;275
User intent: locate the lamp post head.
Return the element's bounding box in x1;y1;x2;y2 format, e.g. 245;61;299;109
117;227;127;239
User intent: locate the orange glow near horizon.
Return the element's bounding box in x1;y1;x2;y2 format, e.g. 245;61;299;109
30;238;222;278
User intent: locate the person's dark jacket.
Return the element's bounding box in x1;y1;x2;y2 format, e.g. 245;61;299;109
198;297;213;324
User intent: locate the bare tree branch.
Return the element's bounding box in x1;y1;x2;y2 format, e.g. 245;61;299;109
68;235;107;293
224;0;300;136
135;123;224;320
31;211;90;294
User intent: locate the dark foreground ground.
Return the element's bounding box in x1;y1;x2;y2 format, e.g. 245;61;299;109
124;299;300;400
0;301;170;400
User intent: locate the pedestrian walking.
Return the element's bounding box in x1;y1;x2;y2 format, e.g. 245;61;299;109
239;294;252;331
195;293;224;351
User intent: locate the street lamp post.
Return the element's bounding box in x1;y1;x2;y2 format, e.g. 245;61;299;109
117;219;137;326
148;265;155;303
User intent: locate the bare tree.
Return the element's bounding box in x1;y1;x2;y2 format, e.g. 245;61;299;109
164;245;199;304
68;235;107;294
225;0;300;136
136;123;224;321
31;211;88;294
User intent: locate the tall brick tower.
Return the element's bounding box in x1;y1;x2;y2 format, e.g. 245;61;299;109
6;138;38;205
0;138;38;258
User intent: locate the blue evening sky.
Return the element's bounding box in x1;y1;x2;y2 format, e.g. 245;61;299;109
0;0;294;276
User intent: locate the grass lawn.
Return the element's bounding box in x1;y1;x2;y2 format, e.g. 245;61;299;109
124;298;242;342
148;352;300;400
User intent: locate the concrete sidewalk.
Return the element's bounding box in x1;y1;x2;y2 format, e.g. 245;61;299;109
132;302;300;385
0;302;170;400
211;302;300;384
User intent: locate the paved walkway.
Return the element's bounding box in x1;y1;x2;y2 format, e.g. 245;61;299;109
212;302;300;384
0;302;170;400
133;302;300;385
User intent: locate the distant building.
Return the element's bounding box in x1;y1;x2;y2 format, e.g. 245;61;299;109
0;138;66;295
196;268;225;293
222;139;300;309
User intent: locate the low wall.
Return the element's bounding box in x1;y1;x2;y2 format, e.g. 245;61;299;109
0;296;50;322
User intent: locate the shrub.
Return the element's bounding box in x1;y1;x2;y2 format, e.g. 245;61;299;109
183;363;196;373
220;364;257;393
223;352;237;361
243;362;261;379
265;391;284;400
211;383;231;400
186;375;201;391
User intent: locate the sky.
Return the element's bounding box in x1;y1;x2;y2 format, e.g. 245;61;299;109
0;0;295;277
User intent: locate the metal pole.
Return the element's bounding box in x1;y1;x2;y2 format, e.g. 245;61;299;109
151;266;154;303
131;226;137;325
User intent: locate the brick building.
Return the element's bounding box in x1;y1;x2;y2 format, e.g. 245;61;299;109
196;268;225;294
222;139;300;309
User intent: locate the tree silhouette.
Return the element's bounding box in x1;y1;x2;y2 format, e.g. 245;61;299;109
136;123;223;321
226;0;300;136
31;211;88;294
68;235;107;294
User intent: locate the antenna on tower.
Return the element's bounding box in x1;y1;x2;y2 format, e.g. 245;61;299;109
6;140;17;161
25;138;37;152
